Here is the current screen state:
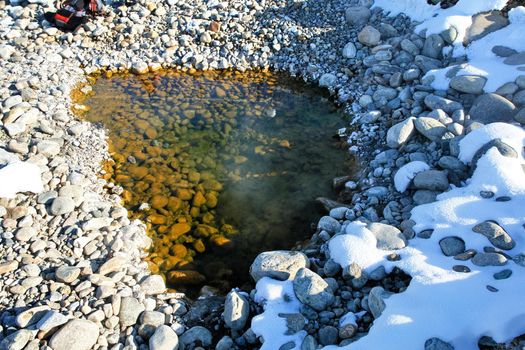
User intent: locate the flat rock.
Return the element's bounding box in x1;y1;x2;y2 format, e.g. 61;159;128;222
414;117;447;141
439;236;465;256
292;268;334;311
472;221;515;250
250;250;309;282
0;329;33;350
469;93;516;123
15;227;36;241
149;325;179;350
413;170;449;191
472;252;507;266
492;45;518;57
504;52;525;65
465;11;508;45
450;75;486;94
49;196;75;215
368;222;407;250
55;266;80;283
36;310;69;332
16;305;50;328
119;297;145;327
223;290;249;330
424;95;463;114
48;319;99;350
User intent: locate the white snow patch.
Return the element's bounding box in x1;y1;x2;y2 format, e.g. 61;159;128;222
393;161;430;192
0;161;44;198
458;122;525;164
252;123;525;349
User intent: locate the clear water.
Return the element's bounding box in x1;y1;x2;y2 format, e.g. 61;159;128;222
82;70;354;294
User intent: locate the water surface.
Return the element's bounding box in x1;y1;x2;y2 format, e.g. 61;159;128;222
82;70;353;294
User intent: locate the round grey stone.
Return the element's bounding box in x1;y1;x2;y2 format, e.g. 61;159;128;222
450;75;486;94
50;196;75;215
149;325;179;350
358;26;381;46
250;250;309;282
292;268;334;311
318;326;338;346
439;236;466;256
179;326;212;348
345;6;371;27
469;93;516;123
471;252;507;266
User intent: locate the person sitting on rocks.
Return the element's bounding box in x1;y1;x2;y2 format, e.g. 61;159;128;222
44;0;103;32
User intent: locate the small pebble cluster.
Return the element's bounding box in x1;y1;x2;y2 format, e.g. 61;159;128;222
1;0;525;349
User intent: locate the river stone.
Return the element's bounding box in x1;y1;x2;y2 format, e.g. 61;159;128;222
250;250;309;282
36;310;69;332
0;329;33;350
413;190;438;205
504;52;525;65
414;117;447;141
140;311;165;327
386;117;416;148
36;139;61;157
15;227;36;241
140;275;166;295
439;236;465;256
215;336;234;350
469;93;516;123
516;75;525;89
223;290;249;330
492;45;518;57
119;297;145;327
425;337;454;350
450;75;487;94
494;269;512;280
342;42;357;58
514;108;525;124
179;326;212;348
319;73;337;88
368;286;390;319
495;82;519;95
465;11;508;45
358;26;381;46
513;90;525;106
472;252;507;266
50;196;75;215
422;34;444;59
279;313;305;334
318;325;338;346
441;26;458;44
401;38;420;56
413;170;449;191
149;325;179;350
472;221;515;250
345;6;371;27
368;223;407;250
48;319;99;350
424;94;463;114
317;216;341;234
131;61;149;74
55;266;80;283
471;139;518;168
292;268;334;311
16;305;50;327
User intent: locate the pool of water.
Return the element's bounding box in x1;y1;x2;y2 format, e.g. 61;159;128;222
81;70;354;294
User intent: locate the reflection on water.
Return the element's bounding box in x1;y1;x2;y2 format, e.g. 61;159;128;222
82;70;353;294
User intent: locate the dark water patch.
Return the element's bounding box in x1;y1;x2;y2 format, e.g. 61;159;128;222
82;70;354;295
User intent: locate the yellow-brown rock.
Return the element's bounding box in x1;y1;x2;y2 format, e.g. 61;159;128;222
129;166;149;180
167;197;182;212
148;214;167;225
166;270;206;285
193;239;205;253
210;235;233;248
176;188;192;201
169;244;188;258
151;195;169;209
205;193;217;208
194;224;218;237
192;192;206;207
169;223;191;239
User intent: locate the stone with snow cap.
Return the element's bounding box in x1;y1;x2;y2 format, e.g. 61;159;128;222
367;223;407;250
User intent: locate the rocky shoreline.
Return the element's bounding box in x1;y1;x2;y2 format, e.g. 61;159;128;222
1;0;525;349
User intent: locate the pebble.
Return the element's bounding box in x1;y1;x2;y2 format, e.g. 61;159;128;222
119;297;145;327
48;319;99;350
472;221;515;250
368;223;407;250
358;26;381;46
471;252;507;267
223;290;250;331
49;196;76;215
179;326;213;348
292;268;334;311
439;236;466;256
149;325;179;350
250;250;309;282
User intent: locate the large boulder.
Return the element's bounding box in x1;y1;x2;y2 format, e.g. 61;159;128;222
469;93;516;123
250;250;309;282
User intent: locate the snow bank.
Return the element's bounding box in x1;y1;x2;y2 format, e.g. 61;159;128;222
393;161;430;192
428;6;525;92
0;153;44;199
252;123;525;349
